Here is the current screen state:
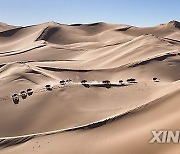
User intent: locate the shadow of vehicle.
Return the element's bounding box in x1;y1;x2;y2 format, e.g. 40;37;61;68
91;83;127;89
102;80;111;88
82;84;90;88
81;80;90;88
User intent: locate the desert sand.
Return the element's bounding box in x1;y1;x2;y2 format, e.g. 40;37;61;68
0;20;179;154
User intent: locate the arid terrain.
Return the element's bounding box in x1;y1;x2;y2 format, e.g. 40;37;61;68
0;20;179;154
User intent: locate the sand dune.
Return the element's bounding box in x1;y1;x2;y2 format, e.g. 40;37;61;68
0;22;19;32
0;20;179;154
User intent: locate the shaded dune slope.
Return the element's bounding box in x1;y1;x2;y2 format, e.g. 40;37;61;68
0;20;179;153
0;88;179;149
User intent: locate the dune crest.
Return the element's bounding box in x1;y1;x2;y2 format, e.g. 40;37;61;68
0;21;179;154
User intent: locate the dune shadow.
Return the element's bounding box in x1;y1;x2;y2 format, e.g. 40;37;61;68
38;66;92;72
35;26;59;41
115;26;132;31
0;27;22;37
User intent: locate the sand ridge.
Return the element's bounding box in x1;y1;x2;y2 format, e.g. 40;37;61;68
0;20;179;154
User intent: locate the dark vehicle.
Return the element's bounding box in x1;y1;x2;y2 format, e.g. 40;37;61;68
45;84;53;91
81;80;90;88
81;80;88;84
127;78;136;83
20;90;27;99
153;77;160;82
66;79;72;83
27;88;33;96
60;80;66;85
119;80;123;85
102;80;111;84
12;93;19;104
153;77;157;81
